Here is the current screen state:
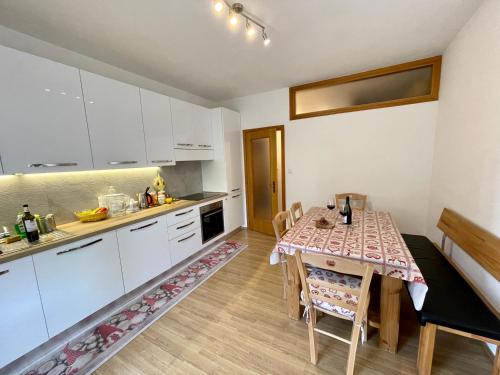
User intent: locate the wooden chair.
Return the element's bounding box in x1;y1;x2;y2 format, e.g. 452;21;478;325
335;193;367;210
272;210;293;299
295;252;374;375
290;201;304;224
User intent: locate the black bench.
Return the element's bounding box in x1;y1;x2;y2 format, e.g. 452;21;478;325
401;209;500;375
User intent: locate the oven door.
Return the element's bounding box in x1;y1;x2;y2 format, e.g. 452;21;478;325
200;202;224;243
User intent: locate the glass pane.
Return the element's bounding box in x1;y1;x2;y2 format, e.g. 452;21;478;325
295;66;433;115
251;137;272;220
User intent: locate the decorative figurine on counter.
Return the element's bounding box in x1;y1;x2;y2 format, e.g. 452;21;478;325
152;173;166;193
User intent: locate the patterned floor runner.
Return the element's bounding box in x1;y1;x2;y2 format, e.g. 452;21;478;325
21;241;247;375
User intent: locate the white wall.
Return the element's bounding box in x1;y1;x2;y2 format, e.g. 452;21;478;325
427;0;500;312
0;26;216;108
223;89;438;234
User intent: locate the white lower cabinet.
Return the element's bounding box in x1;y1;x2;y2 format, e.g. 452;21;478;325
225;192;244;233
33;232;124;337
0;256;48;368
169;229;202;266
117;216;171;293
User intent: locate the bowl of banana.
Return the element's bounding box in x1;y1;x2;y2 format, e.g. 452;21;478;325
74;207;109;222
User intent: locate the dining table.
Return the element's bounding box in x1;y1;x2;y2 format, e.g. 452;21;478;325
270;207;428;353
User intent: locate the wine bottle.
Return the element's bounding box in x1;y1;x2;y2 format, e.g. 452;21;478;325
22;204;39;242
343;196;352;225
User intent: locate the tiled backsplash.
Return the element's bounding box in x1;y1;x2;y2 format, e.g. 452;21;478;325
0;161;202;227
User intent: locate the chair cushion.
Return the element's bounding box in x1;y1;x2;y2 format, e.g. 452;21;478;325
302;267;362;320
402;234;500;341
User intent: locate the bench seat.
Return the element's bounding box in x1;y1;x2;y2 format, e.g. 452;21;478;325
402;233;500;341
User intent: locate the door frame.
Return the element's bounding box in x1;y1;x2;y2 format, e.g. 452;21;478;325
242;125;286;233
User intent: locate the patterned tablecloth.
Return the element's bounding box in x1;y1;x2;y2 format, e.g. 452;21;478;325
270;207;428;310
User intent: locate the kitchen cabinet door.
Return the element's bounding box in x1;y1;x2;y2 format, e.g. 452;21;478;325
140;89;175;166
171;97;196;149
33;232;124;337
193;105;213;149
0;45;93;174
116;216;171;293
223;109;243;192
0;256;48;368
226;192;244;233
80;70;147;169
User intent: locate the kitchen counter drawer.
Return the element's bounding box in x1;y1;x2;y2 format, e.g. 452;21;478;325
169;229;202;266
33;232;124;337
168;215;201;240
166;206;199;227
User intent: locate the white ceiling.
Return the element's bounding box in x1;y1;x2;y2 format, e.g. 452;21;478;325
0;0;482;101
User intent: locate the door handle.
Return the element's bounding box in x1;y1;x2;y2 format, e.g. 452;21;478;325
272;181;276;193
130;221;158;232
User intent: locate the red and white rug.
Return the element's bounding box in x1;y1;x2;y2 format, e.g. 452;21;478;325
22;240;246;375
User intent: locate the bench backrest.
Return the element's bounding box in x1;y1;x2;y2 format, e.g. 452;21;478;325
437;208;500;281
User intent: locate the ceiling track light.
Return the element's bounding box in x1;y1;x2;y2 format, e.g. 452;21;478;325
212;1;271;46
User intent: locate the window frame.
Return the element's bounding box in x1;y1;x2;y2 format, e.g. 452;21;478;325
289;56;442;120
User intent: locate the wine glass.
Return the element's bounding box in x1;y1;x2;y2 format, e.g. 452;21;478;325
327;197;335;210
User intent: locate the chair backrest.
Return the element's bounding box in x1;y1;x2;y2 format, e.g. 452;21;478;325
438;208;500;281
295;252;373;324
289;201;304;224
272;210;293;242
336;193;367;210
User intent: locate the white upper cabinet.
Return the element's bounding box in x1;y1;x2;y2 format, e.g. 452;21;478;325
0;45;93;174
171;98;195;148
202;108;243;192
140;89;175;166
171;98;213;154
223;108;244;192
80;70;147;169
0;256;49;368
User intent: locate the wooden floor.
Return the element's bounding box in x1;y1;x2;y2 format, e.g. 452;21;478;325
96;229;493;375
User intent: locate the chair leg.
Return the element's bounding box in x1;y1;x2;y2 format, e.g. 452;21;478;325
308;307;318;364
493;345;500;375
347;323;361;375
362;318;368;344
280;256;288;300
417;323;437;375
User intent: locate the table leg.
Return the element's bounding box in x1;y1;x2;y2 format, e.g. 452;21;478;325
379;276;402;352
286;254;301;320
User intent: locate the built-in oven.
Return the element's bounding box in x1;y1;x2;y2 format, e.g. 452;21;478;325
200;200;224;244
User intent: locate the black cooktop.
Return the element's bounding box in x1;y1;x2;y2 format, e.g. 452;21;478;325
179;192;221;201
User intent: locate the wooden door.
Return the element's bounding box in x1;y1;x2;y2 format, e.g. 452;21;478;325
244;127;281;235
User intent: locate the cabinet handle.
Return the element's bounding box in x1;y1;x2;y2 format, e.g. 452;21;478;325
198;144;212;148
0;269;9;276
175;209;194;217
232;194;241;198
107;161;138;166
130;221;158;232
176;143;194;147
178;233;195;243
231;188;240;192
57;238;103;255
151;160;173;164
28;162;78;168
176;221;195;230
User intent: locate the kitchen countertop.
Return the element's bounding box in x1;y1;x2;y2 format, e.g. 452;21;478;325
0;192;227;264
